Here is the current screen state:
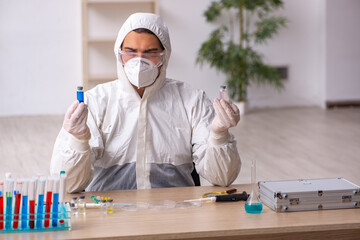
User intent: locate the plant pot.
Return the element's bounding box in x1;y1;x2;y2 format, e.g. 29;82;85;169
233;101;249;115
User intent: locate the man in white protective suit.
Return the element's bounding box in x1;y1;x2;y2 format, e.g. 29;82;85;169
50;13;241;193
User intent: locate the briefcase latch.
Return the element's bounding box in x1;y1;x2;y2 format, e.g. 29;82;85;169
289;198;299;205
342;195;352;202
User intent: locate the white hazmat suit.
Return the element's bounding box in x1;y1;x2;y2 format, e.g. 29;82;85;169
50;13;241;193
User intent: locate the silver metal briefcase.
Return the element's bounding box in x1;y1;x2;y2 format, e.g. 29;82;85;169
258;178;360;212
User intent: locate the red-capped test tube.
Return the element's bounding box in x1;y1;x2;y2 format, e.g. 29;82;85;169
13;180;23;229
0;179;4;230
44;177;53;228
28;179;36;229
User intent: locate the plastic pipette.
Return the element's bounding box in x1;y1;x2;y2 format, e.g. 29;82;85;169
183;197;216;203
84;202;133;208
21;179;29;229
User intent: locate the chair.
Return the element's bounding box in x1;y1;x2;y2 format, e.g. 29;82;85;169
191;162;201;186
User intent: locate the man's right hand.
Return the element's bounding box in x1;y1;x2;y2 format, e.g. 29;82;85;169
63;101;91;141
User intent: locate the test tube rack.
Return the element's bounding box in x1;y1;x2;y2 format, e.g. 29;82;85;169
0;202;71;233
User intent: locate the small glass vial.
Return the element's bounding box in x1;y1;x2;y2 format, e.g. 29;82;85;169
70;197;78;215
106;199;114;214
77;195;86;215
77;86;84;103
100;199;107;214
219;85;229;101
245;159;263;214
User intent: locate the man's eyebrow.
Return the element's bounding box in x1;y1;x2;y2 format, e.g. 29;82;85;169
123;46;137;51
144;48;160;53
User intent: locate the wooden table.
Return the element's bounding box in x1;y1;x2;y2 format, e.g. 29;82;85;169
2;184;360;239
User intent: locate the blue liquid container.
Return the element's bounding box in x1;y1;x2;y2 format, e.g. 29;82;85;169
5;196;12;229
36;194;44;229
245;159;263;214
77;86;84;103
52;193;59;227
21;195;28;229
245;202;263;214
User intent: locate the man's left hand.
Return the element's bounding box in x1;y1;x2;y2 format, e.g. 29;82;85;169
211;98;240;134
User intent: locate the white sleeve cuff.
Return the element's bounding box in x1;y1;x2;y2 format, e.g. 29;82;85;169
69;134;90;152
208;130;230;146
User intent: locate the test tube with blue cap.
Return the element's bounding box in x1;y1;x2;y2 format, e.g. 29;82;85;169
77;86;84;103
21;179;29;230
52;175;60;227
36;176;46;229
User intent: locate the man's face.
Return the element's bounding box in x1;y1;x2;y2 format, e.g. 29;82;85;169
121;31;164;66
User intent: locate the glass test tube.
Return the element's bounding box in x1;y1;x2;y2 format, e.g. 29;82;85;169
52;176;60;227
28;179;36;229
5;178;14;230
0;179;4;230
21;179;29;230
36;177;45;229
44;177;53;228
13;180;23;229
59;171;66;225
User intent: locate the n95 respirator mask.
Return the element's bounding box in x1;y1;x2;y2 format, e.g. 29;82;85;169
124;57;159;88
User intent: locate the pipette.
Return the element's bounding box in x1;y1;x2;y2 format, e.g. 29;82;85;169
184;192;248;203
184;197;216;203
83;202;133;208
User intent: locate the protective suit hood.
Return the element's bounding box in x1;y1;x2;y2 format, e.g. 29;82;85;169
114;13;171;94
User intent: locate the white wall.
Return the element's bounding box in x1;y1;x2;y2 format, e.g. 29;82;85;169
0;0;359;116
160;0;330;108
0;0;81;116
326;0;360;102
248;0;327;108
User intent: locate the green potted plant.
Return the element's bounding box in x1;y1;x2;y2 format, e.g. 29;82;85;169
197;0;287;113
